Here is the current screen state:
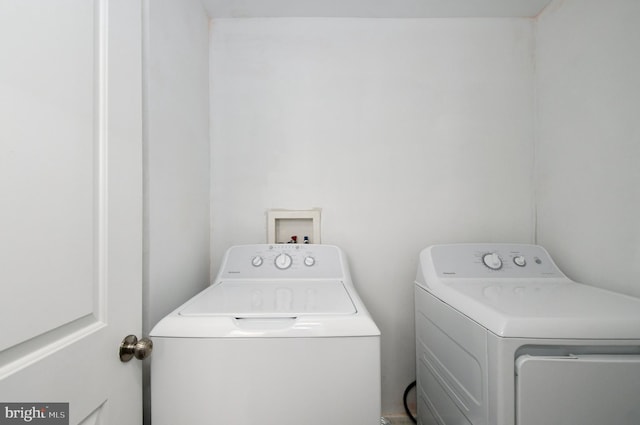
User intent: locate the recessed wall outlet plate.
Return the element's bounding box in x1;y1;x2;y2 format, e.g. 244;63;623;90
267;209;321;244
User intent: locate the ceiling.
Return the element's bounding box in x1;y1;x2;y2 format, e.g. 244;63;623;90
202;0;554;19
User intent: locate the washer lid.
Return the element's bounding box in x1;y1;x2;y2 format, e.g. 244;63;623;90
179;280;357;317
422;279;640;339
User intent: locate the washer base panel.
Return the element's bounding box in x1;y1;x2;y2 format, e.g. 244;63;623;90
151;336;381;425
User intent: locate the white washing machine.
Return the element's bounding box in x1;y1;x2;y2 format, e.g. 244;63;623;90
150;244;380;425
415;243;640;425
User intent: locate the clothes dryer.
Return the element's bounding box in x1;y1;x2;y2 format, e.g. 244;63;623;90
415;244;640;425
151;244;380;425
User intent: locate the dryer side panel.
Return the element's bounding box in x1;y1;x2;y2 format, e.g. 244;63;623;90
415;286;488;425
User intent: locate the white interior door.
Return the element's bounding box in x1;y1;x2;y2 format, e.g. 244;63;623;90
0;0;143;424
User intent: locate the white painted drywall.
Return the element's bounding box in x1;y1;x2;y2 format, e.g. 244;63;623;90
536;0;640;297
209;18;535;413
140;0;640;418
143;0;210;423
144;0;210;333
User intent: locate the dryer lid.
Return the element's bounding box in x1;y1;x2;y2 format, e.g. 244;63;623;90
422;279;640;339
179;280;357;317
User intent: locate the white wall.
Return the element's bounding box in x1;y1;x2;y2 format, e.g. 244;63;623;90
144;0;210;334
143;0;210;423
209;18;535;414
142;0;640;417
536;0;640;297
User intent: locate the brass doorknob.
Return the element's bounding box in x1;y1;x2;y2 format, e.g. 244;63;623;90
119;335;153;362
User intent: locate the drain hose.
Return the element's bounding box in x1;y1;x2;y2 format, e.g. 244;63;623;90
403;380;417;424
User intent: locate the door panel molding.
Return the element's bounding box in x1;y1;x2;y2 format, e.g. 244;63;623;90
0;316;104;380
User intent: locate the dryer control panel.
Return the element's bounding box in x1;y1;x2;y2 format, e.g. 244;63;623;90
218;244;345;280
428;244;564;278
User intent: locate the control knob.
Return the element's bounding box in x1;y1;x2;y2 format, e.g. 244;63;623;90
274;253;293;270
482;253;503;270
513;255;526;267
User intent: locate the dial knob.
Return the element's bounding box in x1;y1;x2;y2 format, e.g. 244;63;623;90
274;253;293;270
513;255;526;267
251;256;263;267
482;253;503;270
304;256;316;267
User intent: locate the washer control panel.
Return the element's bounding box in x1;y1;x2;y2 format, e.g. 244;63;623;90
220;244;344;279
429;244;564;278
